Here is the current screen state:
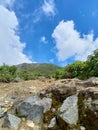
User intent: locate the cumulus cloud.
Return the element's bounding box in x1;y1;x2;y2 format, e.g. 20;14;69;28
52;20;98;61
0;5;32;65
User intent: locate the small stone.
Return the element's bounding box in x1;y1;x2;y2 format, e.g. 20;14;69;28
80;126;86;130
48;117;57;128
51;108;56;113
2;114;21;130
22;118;26;121
2;108;8;113
26;120;34;128
0;107;5;118
5;100;9;103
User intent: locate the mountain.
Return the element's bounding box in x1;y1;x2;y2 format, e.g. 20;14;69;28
17;63;61;77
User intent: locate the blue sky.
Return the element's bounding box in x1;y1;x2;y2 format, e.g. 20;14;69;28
0;0;98;66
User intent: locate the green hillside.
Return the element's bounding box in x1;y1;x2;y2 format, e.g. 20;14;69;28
17;63;61;77
0;63;61;82
1;49;98;82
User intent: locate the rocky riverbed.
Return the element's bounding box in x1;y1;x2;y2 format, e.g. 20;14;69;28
0;77;98;130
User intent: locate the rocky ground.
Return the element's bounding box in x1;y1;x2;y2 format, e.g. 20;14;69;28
0;78;54;103
0;77;98;130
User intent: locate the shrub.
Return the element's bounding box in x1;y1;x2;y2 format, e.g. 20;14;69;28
0;64;17;82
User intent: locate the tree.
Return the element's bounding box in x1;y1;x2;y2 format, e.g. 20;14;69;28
63;61;86;79
86;49;98;77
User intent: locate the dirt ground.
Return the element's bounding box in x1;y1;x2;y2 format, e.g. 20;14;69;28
0;78;55;103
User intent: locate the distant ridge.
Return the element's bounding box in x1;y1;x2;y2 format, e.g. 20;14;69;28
17;63;61;77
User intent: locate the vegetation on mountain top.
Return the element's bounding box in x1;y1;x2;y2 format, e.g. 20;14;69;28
0;49;98;82
54;49;98;80
17;63;61;77
0;63;60;82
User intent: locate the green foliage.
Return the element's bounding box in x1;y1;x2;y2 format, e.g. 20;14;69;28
17;63;60;78
52;68;65;79
53;49;98;80
53;61;86;79
18;71;42;80
0;64;17;82
64;61;86;79
1;49;98;83
18;70;33;80
0;63;60;82
86;49;98;77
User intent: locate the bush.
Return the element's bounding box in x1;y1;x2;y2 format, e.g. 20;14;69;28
0;64;17;82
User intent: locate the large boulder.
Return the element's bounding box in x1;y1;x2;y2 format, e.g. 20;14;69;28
15;95;52;129
57;94;78;128
16;96;52;117
16;102;44;123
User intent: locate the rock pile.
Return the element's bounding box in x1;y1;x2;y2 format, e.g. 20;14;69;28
0;78;98;130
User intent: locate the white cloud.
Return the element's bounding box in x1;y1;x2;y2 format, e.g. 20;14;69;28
0;0;15;8
52;20;98;62
32;8;42;23
33;0;56;23
40;36;47;43
0;5;32;65
42;0;56;16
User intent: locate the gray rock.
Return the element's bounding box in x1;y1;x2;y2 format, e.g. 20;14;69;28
40;97;52;113
22;96;52;113
16;103;44;123
16;95;52;115
2;114;21;130
92;99;98;106
48;117;57;129
27;105;44;123
16;95;52;125
16;101;33;117
0;107;5;118
58;94;78;125
84;97;92;108
51;108;56;113
24;96;40;104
